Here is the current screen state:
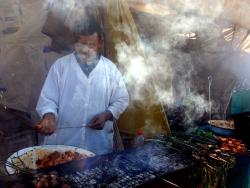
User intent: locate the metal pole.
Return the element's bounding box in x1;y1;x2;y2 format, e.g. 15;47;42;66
208;76;212;120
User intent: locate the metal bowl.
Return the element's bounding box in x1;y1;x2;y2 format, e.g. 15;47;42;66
208;120;235;136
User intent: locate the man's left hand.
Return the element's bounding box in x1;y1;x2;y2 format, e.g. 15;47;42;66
87;111;113;130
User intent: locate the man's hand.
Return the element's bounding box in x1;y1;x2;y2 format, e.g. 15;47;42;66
35;113;56;135
87;111;113;130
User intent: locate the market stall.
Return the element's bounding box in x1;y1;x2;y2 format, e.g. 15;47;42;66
1;0;250;187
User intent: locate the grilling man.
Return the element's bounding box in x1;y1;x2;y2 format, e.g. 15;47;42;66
36;17;129;155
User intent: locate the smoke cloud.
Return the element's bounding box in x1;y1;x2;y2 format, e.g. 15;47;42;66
40;0;250;125
45;0;224;119
113;0;245;124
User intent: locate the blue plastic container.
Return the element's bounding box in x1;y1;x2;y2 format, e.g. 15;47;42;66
209;124;234;136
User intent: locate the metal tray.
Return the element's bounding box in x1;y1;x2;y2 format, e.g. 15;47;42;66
6;145;95;174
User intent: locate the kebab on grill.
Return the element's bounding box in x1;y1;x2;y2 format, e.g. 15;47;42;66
217;136;247;154
32;171;71;188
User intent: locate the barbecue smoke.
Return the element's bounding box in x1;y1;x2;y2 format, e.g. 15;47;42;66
46;0;248;125
112;0;226;125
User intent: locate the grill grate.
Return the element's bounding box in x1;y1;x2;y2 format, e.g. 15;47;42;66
57;143;190;188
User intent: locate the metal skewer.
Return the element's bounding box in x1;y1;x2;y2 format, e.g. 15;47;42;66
56;125;89;129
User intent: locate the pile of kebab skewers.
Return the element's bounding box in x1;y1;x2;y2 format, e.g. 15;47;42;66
152;130;248;188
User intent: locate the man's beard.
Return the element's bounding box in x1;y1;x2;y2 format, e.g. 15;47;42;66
77;53;97;65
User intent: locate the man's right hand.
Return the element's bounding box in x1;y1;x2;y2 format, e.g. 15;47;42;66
35;113;56;136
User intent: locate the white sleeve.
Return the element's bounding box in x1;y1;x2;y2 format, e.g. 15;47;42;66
107;68;129;120
36;64;60;118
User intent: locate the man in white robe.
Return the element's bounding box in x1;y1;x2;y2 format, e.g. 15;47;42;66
36;17;129;155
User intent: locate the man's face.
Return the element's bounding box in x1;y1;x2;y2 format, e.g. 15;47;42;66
74;32;101;64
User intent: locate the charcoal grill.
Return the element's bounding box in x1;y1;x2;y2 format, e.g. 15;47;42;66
1;131;239;188
0;142;191;187
47;143;191;187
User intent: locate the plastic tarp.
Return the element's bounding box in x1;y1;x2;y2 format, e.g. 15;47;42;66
107;0;170;137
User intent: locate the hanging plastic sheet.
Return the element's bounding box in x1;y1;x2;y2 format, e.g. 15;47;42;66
107;0;170;138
